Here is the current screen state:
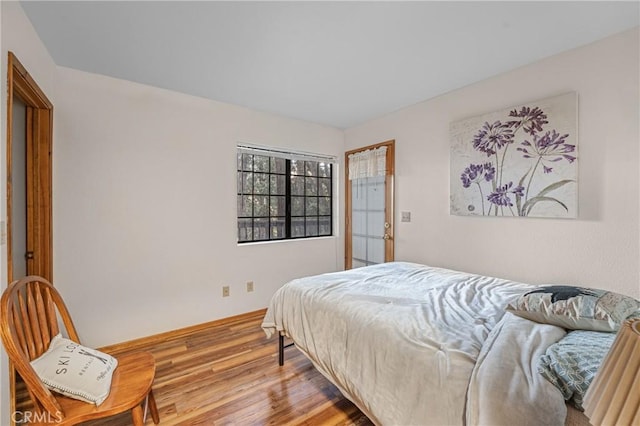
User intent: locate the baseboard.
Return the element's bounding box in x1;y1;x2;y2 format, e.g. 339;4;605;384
98;308;267;354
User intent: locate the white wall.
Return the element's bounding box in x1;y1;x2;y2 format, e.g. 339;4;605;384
346;28;640;299
1;2;58;423
54;67;344;348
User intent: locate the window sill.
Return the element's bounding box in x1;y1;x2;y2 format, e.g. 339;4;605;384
237;235;337;247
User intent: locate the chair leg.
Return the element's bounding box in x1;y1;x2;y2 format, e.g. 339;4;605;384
131;404;145;426
148;389;160;424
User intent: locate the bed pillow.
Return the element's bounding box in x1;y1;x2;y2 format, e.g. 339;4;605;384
506;285;640;332
538;330;615;410
30;334;118;405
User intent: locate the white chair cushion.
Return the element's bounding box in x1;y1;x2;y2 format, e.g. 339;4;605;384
30;334;118;405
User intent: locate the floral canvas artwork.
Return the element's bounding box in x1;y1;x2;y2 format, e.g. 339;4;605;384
450;92;577;218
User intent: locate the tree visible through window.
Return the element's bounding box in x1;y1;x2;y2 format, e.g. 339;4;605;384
237;151;333;243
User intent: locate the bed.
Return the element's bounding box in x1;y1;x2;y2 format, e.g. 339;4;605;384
261;262;631;425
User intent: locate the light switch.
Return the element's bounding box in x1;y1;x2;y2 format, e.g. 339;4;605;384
401;211;411;222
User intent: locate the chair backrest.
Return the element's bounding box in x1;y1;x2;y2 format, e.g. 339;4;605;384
0;276;81;417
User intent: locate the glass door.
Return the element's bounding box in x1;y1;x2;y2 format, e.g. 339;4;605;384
345;140;394;269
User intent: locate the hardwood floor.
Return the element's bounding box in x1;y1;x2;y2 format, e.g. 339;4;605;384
79;310;373;425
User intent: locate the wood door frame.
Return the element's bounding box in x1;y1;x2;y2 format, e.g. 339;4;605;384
345;140;395;269
6;51;53;282
6;51;53;426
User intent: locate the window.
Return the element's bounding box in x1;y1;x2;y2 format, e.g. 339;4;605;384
237;146;334;243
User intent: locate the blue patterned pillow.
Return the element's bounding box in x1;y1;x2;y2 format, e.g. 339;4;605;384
507;285;640;332
538;330;615;410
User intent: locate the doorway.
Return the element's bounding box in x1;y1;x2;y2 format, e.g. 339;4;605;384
6;51;53;425
11;96;27;279
345;140;395;269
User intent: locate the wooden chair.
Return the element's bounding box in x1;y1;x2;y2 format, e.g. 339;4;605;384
0;276;160;425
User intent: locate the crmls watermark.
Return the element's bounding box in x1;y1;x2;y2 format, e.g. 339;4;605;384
12;411;63;424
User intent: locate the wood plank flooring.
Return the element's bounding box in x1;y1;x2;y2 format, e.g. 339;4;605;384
79;310;373;425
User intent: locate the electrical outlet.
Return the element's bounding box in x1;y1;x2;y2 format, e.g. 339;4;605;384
246;281;254;292
222;286;230;297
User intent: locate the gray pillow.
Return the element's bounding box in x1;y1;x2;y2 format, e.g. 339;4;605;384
507;285;640;332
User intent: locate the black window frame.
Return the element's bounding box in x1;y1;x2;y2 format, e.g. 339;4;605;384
237;151;333;243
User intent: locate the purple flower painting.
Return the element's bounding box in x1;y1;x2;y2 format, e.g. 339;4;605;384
450;93;577;218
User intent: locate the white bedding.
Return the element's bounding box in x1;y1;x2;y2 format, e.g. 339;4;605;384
262;262;570;425
466;312;567;425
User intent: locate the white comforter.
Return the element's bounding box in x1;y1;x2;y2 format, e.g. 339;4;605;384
466;312;567;426
261;262;567;425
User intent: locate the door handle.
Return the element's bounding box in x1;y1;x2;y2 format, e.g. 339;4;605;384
383;234;391;241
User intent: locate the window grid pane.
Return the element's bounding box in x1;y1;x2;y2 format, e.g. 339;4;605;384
242;154;253;171
238;153;332;242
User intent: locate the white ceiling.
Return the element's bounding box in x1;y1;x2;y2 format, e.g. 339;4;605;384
20;1;640;129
